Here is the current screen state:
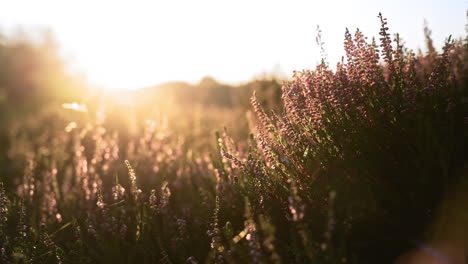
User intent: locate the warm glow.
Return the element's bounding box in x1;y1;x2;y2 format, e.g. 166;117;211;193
0;0;465;91
62;102;88;112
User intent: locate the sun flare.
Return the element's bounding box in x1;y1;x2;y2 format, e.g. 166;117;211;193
0;0;465;91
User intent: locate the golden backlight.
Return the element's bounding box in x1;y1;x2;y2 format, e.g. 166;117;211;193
0;0;465;91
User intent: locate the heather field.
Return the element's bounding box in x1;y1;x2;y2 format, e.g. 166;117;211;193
0;13;467;264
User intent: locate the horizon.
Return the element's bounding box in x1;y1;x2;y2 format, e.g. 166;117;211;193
0;0;466;91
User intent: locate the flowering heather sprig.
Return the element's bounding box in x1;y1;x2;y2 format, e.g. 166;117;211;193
149;189;158;212
19;153;35;202
221;149;246;172
256;134;278;169
344;28;357;68
278;116;299;144
88;125;105;201
287;181;305;222
402;51;419;112
16;199;27;244
40;232;64;263
208;196;224;263
251;92;275;134
125;160;141;200
174;217;187;245
77;157;92;201
243;198;265;264
213;168;228;194
0;182;10;242
96;189;105;209
316;25;328;62
426;37;454;94
221;129;237;157
378;12;394;70
246;156;266;183
112;175;125;201
40;170;59;224
393;33;405;75
245;222;263;264
73;222;83;244
159;181;171;212
10;201;28;263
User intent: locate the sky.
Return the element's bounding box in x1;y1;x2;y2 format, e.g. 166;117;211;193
0;0;466;91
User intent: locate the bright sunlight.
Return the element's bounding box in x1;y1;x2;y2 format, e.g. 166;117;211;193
0;0;465;90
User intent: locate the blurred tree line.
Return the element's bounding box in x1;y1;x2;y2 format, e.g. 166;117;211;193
134;76;284;112
0;28;285;119
0;30;87;121
0;28;286;137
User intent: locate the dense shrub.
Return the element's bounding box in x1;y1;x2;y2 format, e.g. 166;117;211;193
231;13;468;262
